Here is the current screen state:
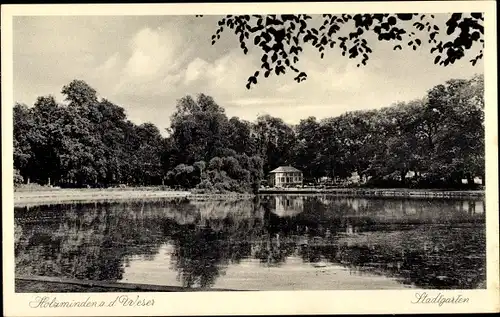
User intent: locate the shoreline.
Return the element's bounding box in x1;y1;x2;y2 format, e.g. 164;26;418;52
12;187;485;207
13;189;258;207
15;276;239;292
259;187;485;198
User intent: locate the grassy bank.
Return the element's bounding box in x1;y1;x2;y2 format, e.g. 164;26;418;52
13;186;484;207
14;189;192;207
13;188;257;207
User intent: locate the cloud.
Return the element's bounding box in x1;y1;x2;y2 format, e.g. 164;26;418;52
175;47;379;119
202;50;258;92
177;49;262;99
96;52;120;73
123;27;178;78
93;26;193;98
184;57;210;84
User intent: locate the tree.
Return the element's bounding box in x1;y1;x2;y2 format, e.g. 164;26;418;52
253;114;297;173
14;169;24;187
57;81;105;186
14;79;169;188
293;117;324;181
29;96;65;185
133;123;164;185
227;117;257;156
319;111;375;180
62;79;99;107
201;13;484;88
193;161;207;185
423;75;485;185
367;102;426;185
95;99;129;184
13;103;34;176
169;94;232;165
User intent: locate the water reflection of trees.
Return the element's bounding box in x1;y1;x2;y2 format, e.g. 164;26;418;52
15;195;486;290
15;202;167;281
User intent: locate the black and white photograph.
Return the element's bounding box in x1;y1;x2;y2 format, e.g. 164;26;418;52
2;2;498;316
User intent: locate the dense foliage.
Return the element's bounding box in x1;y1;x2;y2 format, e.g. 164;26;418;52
14;80;164;188
292;74;485;188
14;75;484;191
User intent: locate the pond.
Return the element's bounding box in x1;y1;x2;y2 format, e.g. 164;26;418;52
14;195;486;291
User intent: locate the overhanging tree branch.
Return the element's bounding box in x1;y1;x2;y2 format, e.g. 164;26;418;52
197;13;484;89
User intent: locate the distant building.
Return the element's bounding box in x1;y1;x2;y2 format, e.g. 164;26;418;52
319;176;332;183
462;177;484;185
349;171;361;184
268;166;303;187
405;171;416;179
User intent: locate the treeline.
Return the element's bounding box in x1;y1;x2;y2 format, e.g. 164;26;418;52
14;80;164;188
293;74;485;188
13;75;484;192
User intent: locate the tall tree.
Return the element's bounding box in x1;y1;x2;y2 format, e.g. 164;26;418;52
227;117;257;156
253;114;297;173
424;75;485;185
294;117;324;181
13;103;34;177
169;94;231;165
29;96;65;185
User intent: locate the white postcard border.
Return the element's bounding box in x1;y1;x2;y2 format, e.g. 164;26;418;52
2;2;498;316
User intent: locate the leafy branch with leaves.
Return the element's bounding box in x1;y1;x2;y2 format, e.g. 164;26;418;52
198;13;484;89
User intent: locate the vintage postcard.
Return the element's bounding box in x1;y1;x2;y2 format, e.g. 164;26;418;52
2;1;499;316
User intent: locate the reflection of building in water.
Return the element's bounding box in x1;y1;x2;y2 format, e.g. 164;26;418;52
404;205;418;215
456;200;485;214
271;196;304;217
346;198;369;213
345;223;355;235
318;196;332;205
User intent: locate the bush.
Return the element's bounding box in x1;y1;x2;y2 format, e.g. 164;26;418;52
169;154;264;194
14;169;24;187
197;179;214;190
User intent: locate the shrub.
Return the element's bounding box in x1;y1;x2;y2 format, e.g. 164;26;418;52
197;179;214;190
14;169;24;187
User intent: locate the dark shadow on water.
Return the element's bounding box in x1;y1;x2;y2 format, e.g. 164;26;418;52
15;195;486;291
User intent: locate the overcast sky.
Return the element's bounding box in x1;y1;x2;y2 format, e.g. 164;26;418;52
13;14;483;134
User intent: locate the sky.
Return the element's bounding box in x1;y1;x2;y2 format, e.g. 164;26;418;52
13;14;483;135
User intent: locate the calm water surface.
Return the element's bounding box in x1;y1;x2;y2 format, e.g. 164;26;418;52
14;195;486;291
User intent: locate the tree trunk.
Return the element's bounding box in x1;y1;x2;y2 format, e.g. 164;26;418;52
400;170;406;186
